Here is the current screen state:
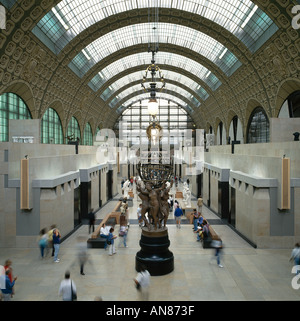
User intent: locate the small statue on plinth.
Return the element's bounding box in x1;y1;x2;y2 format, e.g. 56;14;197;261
120;199;128;216
182;182;191;207
122;179;130;199
183;187;191;207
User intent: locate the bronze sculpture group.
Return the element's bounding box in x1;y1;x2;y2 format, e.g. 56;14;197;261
136;179;173;230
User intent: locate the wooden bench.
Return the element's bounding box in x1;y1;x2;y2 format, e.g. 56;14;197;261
193;215;221;249
202;224;221;248
175;191;183;199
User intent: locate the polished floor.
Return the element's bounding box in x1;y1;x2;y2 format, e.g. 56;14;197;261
1;181;300;302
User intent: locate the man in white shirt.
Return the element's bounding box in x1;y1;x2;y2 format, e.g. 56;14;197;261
59;271;76;301
100;223;109;250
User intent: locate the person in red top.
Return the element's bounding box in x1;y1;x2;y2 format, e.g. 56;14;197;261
4;259;15;297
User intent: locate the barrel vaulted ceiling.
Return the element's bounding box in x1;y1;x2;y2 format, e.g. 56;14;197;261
0;0;300;135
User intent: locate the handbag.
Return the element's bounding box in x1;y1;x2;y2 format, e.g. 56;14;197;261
71;281;77;301
107;239;111;245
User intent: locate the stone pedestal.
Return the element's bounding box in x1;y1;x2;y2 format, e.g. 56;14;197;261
135;227;174;276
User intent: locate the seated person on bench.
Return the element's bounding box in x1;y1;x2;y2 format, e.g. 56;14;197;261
197;220;210;242
100;223;110;250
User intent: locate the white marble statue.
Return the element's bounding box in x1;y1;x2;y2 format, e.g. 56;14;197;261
183;186;191;207
182;182;188;199
122;179;130;199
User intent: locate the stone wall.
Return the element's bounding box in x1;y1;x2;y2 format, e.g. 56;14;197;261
203;141;300;248
0;137;117;248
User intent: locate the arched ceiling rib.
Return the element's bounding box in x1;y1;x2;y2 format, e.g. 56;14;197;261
103;77;207;106
108;83;201;109
0;0;281;130
87;52;221;93
114;89;196;115
30;2;278;121
88;64;216;108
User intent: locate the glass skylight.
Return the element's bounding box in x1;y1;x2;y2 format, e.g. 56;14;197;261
32;0;277;55
0;0;18;9
100;70;209;102
69;22;240;77
88;51;221;93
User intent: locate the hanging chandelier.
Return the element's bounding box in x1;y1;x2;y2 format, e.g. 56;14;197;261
141;49;166;121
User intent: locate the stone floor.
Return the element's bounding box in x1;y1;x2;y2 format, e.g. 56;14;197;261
1;183;300;302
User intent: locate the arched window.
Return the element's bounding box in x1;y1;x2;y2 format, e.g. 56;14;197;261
95;126;100;139
0;93;32;142
41;107;63;144
113;98;194;146
279;91;300;118
83;123;93;145
67;116;81;143
247;107;269;143
229;116;244;143
217;122;224;145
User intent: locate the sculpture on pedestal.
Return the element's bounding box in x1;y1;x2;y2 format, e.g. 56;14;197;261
135;48;173;276
135;158;174;276
136;179;173;230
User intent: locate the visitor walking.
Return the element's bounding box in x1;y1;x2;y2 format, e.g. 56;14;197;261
77;236;89;275
290;243;300;274
3;259;16;299
107;227;117;256
119;224;128;248
1;269;17;301
137;204;143;227
48;224;57;257
134;264;150;301
59;270;77;301
211;239;224;268
38;228;48;258
53;228;61;263
174;205;183;229
88;209;95;234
